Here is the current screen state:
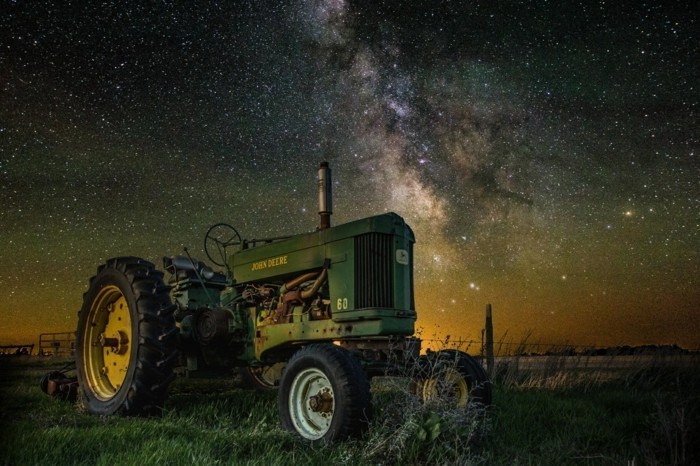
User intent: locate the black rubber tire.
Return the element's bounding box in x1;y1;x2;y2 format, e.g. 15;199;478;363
76;257;178;416
278;343;372;444
415;350;492;407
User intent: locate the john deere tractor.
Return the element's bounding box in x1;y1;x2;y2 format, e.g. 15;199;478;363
73;162;491;443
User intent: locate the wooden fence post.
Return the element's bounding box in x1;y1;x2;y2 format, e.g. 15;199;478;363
485;304;495;376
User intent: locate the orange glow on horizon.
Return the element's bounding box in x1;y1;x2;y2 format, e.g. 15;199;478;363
2;281;697;352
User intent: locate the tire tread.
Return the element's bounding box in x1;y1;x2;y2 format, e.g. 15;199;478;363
76;257;178;417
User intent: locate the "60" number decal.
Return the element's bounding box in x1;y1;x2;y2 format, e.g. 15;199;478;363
336;298;348;310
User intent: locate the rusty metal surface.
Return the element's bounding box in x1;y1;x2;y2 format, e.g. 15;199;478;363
40;368;78;402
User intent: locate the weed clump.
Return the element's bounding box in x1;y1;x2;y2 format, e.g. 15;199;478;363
355;378;490;465
635;389;700;465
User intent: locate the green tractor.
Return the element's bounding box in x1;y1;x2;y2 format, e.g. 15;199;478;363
73;162;491;443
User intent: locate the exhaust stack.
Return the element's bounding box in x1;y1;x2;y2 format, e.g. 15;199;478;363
318;161;332;230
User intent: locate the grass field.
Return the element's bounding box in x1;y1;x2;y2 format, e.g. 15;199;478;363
1;355;698;465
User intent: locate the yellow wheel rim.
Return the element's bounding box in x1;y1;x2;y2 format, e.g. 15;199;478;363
422;367;469;408
82;285;132;400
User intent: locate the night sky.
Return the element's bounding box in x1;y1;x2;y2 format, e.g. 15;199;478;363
1;1;698;349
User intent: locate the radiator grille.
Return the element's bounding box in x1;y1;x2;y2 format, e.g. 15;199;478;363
355;233;394;308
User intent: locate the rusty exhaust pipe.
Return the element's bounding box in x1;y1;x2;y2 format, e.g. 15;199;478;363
318;161;332;230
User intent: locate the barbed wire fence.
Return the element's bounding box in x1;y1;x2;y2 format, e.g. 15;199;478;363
418;337;698;356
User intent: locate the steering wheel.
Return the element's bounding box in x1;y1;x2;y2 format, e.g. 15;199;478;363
204;223;242;267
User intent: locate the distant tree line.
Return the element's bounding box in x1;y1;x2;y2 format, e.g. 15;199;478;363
535;344;693;357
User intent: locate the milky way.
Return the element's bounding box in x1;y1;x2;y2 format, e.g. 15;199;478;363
1;1;698;347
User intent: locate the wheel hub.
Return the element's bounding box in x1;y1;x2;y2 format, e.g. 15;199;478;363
98;330;129;355
308;391;333;413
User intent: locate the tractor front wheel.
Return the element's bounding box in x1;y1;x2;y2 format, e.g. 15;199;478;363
278;344;371;444
76;257;178;416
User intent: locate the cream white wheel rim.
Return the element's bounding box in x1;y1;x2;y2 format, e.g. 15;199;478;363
288;368;335;440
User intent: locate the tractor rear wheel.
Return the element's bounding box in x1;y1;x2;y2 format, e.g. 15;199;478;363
76;257;178;416
413;350;492;408
278;344;371;444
